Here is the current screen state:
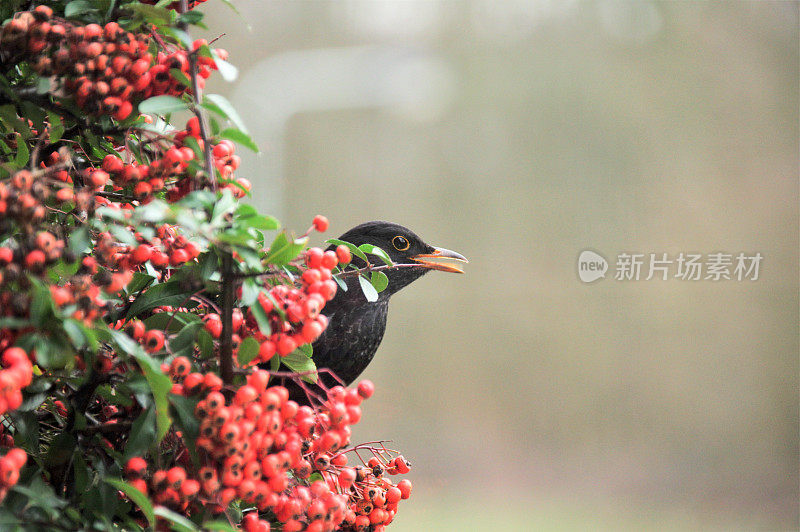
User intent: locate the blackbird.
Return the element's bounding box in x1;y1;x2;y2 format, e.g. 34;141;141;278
283;221;467;403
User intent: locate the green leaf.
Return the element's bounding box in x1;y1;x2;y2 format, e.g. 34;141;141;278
64;0;94;18
202;521;239;532
169;321;202;356
109;224;137;247
220;128;259;153
125;404;156;458
125;2;171;25
358;244;393;266
46;111;64;143
9;411;38;451
70;226;92;254
333;275;348;292
125;280;191;319
159;27;194;49
144;311;200;333
240;278;259;306
45;433;75;471
18;391;47;412
154;506;199;532
358;274;379;302
13;135;29;168
370;270;389;293
237;337;259;367
35;76;50;95
138;95;188;115
73;450;89;495
62;319;87;350
127;272;156;295
250;297;271;336
281;348;317;383
211;188;237;224
204;94;248;133
198;329;214;359
29;279;55;326
169;68;192;88
169;394;199;464
211;51;238;82
264;232;307;266
110;330;172;441
177;10;204;26
10;481;65;520
105;478;155;528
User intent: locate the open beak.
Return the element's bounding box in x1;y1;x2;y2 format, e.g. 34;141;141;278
411;246;468;273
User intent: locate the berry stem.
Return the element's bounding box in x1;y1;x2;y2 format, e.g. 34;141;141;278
219;251;235;385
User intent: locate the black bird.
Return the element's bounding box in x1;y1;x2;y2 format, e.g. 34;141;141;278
285;221;467;403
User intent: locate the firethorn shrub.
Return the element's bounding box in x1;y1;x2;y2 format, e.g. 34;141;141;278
0;1;413;530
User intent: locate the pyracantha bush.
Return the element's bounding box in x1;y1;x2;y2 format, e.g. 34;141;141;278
0;2;412;530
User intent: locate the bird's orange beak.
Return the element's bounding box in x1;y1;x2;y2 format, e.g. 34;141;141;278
411;246;468;273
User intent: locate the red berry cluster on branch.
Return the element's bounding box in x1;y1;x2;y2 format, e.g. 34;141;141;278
95;117;248;202
0;348;33;418
127;365;416;531
0;6;226;120
0;448;28;503
243;247;341;364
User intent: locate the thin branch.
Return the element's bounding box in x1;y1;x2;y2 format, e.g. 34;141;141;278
179;0;216;191
29;127;49;170
219;252;235;384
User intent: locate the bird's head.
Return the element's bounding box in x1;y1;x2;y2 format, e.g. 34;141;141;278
332;221;467;296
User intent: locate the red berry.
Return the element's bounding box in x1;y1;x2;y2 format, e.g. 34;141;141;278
234;385;258;406
276;335;296;356
305;248;323;269
203;314;222;338
321;251;338;270
258;340;276;362
24;250;46;270
385;486;401;504
143;329;164;353
312;215;329;232
336;245;352;264
169;356;191;377
397;479;412;499
357;380;375;399
125;457;147;478
169;248;189;266
102;154;124;174
131;244;152;264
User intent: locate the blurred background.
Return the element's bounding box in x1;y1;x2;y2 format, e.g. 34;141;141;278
201;2;798;530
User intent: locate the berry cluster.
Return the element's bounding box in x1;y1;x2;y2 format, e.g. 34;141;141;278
95;117;248;203
0;6;226;120
242;246;344;364
127;368;357;530
0;448;28;504
0;348;33;418
154;364;413;531
0;165;103;325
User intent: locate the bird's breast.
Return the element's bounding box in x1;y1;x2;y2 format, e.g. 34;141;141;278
312;298;390;385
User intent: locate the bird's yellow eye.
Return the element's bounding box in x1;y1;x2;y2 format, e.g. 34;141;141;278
392;235;410;251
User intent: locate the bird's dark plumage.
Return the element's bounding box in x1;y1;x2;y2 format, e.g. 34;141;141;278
284;221;466;403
